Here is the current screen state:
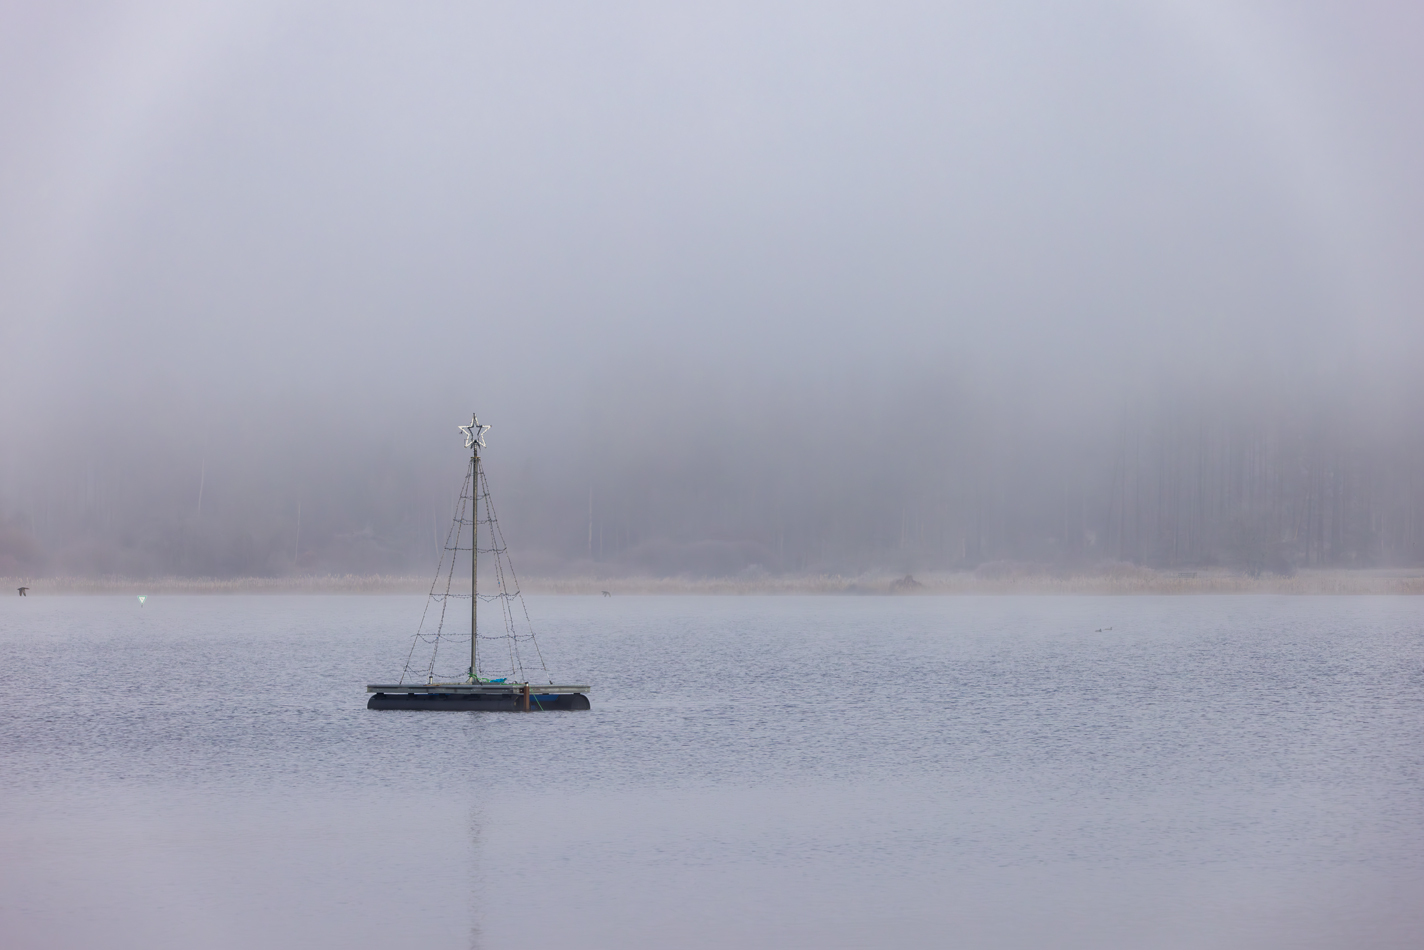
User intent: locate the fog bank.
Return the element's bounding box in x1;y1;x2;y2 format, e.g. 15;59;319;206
2;1;1422;579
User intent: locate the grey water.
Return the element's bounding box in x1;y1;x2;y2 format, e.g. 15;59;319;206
1;595;1421;950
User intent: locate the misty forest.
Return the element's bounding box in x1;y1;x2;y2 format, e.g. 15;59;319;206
6;364;1422;580
2;3;1423;581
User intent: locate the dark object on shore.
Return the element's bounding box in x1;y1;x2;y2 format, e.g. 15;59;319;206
17;587;27;596
601;590;611;597
890;574;923;592
368;683;591;711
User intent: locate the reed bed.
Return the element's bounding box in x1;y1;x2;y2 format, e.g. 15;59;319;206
5;569;1422;596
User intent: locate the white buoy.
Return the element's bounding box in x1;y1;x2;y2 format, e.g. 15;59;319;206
138;595;146;606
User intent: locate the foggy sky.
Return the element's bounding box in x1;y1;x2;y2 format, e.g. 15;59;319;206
2;1;1423;577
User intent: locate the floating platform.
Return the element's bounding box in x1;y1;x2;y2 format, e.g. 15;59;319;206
366;682;590;711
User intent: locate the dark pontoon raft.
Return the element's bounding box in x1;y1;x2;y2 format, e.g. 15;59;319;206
367;682;590;711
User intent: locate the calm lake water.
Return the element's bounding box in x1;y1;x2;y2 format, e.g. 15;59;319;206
1;594;1421;949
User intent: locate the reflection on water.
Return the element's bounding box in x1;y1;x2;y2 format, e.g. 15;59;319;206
1;594;1421;949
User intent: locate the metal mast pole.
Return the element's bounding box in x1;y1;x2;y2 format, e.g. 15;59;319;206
459;413;489;685
478;450;484;680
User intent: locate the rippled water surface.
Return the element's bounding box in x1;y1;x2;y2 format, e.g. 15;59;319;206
2;594;1422;949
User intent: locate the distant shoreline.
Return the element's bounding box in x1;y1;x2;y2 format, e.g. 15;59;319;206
5;569;1423;595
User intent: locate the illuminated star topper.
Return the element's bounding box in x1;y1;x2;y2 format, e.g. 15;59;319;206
459;414;491;451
